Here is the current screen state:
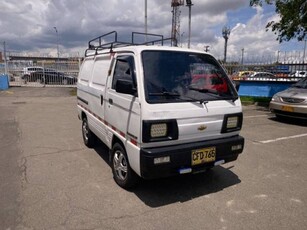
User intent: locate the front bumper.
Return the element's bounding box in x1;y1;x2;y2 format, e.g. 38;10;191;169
269;101;307;120
140;135;244;179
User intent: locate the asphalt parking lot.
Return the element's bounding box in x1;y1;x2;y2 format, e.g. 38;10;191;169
1;87;307;230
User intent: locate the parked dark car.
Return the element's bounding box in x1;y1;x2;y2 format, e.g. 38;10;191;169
29;70;77;85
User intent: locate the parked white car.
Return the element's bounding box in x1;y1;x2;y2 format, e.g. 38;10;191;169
248;72;276;79
22;66;43;80
289;71;307;78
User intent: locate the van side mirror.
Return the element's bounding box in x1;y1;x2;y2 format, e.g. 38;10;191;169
115;79;137;96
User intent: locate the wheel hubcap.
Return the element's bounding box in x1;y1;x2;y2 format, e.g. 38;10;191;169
82;121;89;141
113;151;127;181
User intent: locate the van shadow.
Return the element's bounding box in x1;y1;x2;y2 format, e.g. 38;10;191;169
133;166;240;207
93;142;241;208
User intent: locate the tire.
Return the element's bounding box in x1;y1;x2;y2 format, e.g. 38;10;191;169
82;117;96;148
111;143;138;189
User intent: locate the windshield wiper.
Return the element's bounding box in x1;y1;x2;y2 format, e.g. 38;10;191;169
149;91;180;97
188;87;220;95
188;86;238;102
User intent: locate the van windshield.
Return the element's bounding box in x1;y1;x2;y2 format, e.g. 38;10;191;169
142;50;238;104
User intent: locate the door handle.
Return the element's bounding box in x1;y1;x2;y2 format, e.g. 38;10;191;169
100;95;103;105
108;98;113;105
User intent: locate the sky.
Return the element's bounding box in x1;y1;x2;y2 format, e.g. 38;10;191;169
0;0;305;63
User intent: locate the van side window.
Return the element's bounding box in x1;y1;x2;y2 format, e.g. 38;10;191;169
112;58;135;90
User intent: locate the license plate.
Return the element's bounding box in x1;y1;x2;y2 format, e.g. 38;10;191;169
282;106;294;112
192;147;216;166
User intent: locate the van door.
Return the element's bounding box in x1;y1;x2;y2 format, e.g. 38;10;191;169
87;56;111;144
104;55;141;152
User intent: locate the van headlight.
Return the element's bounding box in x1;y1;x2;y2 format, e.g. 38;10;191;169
221;113;243;133
143;120;178;142
151;123;167;137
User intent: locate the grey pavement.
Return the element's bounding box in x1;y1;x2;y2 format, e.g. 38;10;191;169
0;87;306;230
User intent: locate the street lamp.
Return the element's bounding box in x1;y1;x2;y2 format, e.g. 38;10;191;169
186;0;193;48
222;26;231;63
53;27;59;62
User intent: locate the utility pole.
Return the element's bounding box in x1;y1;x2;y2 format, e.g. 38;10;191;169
241;48;244;65
3;41;8;75
303;39;306;64
186;0;193;48
145;0;148;42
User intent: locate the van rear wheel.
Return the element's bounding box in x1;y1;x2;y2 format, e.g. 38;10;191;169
111;143;138;189
82;117;96;148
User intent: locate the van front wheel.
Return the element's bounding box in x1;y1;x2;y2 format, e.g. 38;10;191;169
111;143;138;189
82;117;96;148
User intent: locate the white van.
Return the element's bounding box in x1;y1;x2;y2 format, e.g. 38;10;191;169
77;32;244;189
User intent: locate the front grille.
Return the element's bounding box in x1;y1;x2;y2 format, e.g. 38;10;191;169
281;97;305;104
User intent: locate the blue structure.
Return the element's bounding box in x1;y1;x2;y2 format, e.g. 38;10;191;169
237;80;294;97
0;74;9;90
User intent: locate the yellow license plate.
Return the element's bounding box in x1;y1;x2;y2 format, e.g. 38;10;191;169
192;147;216;166
282;106;294;112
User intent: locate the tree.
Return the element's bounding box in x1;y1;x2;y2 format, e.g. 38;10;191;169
250;0;306;42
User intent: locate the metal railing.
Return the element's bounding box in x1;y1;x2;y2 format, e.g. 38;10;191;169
3;58;307;88
223;62;306;81
6;60;79;87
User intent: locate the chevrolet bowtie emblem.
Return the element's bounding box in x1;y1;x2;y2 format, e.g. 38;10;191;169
198;125;207;131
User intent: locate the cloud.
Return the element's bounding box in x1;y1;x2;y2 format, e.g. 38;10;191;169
189;5;281;62
190;0;248;16
0;0;286;61
225;6;280;61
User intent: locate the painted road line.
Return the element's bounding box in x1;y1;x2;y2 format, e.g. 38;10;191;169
259;133;307;144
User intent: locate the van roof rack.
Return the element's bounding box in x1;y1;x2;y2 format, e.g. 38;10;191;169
85;31;172;57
